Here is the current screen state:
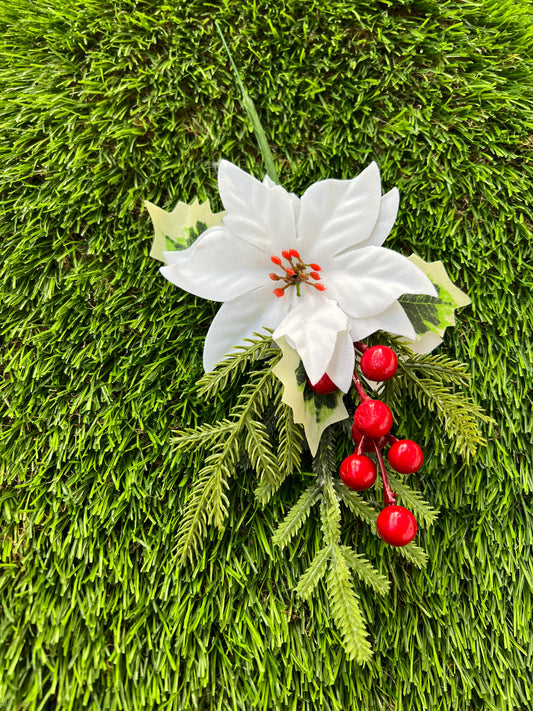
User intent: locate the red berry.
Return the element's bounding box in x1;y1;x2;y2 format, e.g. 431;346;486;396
351;424;387;452
360;345;398;381
388;439;424;474
308;373;337;394
339;454;377;491
376;505;417;546
353;400;393;438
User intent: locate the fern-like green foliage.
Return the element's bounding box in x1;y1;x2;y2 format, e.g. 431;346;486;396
171;332;489;661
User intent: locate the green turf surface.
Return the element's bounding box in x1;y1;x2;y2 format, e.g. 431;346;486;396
1;0;532;708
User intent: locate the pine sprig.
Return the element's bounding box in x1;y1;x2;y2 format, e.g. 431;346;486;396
340;546;390;596
333;479;379;527
387;473;439;527
196;330;278;398
320;475;342;547
245;418;279;504
174;338;282;564
393;541;428;568
171;419;235;452
296;546;331;600
400;373;489;458
327;551;373;663
376;333;491;459
398;353;471;386
174;438;238;564
272;483;321;549
275;393;304;484
254;381;304;504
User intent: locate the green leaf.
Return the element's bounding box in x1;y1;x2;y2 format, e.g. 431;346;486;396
399;254;471;345
145;197;225;262
272;337;348;456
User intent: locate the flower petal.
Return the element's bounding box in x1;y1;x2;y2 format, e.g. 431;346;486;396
273;290;350;386
203;285;295;371
218;160;297;253
160;226;268;302
297;162;382;259
325;330;356;393
349;301;416;342
325;246;437;319
360;187;399;249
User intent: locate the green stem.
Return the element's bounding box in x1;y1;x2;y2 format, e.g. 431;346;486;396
215;22;280;184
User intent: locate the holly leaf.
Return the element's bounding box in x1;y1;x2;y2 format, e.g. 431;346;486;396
399;255;471;352
273;338;348;456
145;197;226;262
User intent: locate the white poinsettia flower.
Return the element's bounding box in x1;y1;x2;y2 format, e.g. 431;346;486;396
160;160;437;392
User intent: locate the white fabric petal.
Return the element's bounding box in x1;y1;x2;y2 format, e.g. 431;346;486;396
218;160;297;254
160;226;267;302
297;162;382;260
262;174;277;188
273;289;349;386
325;330;356;393
360;188;399;249
324;246;437;319
349;301;416;342
203;285;295;371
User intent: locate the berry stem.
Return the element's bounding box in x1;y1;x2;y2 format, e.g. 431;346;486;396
386;434;399;445
353;341;369;353
356;436;367;456
373;439;396;506
352;372;370;403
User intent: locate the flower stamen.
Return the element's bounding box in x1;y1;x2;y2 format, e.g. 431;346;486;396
269;252;325;297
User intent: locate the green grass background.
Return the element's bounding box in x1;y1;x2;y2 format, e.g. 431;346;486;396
1;0;532;708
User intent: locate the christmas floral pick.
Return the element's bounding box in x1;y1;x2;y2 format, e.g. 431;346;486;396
144;32;489;662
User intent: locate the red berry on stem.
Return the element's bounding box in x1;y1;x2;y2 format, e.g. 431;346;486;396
360;345;398;381
376;505;417;546
353;400;393;438
339;454;377;491
308;373;337;394
351;424;387;452
388;439;424;474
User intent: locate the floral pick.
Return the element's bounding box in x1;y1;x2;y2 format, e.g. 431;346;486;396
142;34;487;662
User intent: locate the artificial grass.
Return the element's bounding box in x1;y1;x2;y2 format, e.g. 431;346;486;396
1;0;532;708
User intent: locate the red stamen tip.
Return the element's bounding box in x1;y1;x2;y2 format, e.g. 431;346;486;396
269;273;280;281
289;249;300;259
309;263;321;271
281;250;292;260
314;283;326;291
310;271;321;280
271;255;282;265
285;268;296;277
273;288;285;298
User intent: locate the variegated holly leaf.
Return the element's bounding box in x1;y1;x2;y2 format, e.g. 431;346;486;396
399;255;471;352
273;338;348;456
145;197;226;263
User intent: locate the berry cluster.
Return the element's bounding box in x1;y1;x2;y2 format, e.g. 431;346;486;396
309;343;423;547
